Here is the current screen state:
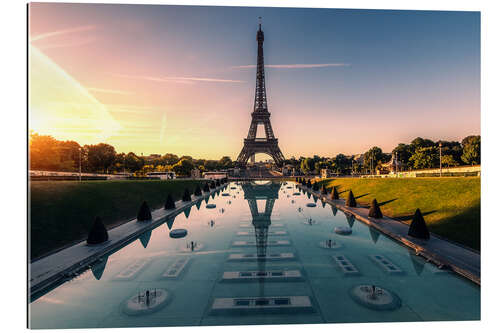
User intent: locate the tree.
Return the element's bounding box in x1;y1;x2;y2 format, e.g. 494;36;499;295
334;154;350;174
162;153;179;165
441;154;459;167
172;158;195;176
204;160;218;171
461;135;480;165
300;158;315;174
439;141;463;165
57;140;81;171
124;152;144;173
284;156;300;170
314;161;330;174
409;147;439;169
85;143;116;173
142;164;156;175
351;160;361;174
392;143;412;169
363;147;385;172
410;137;435;152
218;156;233;169
111;152;126;173
29;133;62;171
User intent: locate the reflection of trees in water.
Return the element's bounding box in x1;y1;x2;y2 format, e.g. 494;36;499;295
91;256;108;280
139;230;152;248
346;213;355;228
369;226;380;244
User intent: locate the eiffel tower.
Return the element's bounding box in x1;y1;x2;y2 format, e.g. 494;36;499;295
241;181;281;256
236;19;285;166
241;181;281;296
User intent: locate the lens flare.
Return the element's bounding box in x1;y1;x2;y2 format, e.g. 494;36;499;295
29;45;121;143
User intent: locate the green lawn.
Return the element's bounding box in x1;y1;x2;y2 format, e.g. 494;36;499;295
29;179;208;260
316;177;480;251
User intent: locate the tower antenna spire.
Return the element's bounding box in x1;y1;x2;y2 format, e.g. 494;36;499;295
258;16;262;30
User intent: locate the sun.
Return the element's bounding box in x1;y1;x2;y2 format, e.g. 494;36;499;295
29;45;121;143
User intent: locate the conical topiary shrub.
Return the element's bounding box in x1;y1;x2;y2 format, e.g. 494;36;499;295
194;184;202;196
164;194;176;210
137;201;152;221
307;179;312;188
321;185;327;195
408;208;430;240
216;179;221;187
312;182;319;191
182;188;191;202
209;181;216;189
345;190;357;207
203;182;210;192
368;199;383;218
331;186;339;200
87;216;108;244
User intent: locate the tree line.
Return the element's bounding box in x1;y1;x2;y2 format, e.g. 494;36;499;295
284;135;480;175
29;132;235;177
29;132;480;176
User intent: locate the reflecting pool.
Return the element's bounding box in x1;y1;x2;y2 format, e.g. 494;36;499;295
29;181;480;328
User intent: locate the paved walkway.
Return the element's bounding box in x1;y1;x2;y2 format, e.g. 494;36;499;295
29;184;226;297
300;185;480;285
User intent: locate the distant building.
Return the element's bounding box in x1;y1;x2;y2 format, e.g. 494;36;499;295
147;171;176;180
282;164;295;176
227;168;240;177
321;168;335;178
190;168;201;179
352;154;364;164
203;171;227;180
378;154;402;174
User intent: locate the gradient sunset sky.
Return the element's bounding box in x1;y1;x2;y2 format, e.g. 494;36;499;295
29;3;480;160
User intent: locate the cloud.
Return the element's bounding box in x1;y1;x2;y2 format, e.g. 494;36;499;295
88;87;133;95
169;76;245;83
113;74;245;84
37;37;96;50
232;63;350;69
30;25;96;42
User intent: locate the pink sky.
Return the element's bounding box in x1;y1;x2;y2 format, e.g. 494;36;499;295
28;3;480;159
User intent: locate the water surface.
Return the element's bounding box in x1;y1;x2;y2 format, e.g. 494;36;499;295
29;181;480;328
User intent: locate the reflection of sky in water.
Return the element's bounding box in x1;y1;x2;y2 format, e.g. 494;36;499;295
29;182;480;328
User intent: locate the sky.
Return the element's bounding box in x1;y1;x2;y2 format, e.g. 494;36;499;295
28;3;480;160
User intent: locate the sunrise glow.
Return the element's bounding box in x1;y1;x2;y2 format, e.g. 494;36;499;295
28;3;480;159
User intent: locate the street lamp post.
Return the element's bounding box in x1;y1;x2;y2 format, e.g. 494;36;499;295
371;152;374;176
79;147;82;182
439;142;442;177
395;152;398;175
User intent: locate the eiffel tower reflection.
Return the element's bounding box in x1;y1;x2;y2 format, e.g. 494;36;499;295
241;181;281;296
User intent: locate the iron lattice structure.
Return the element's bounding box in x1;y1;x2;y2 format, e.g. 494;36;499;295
236;22;285;166
241;181;281;296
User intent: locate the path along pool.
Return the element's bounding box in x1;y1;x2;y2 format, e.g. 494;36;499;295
29;181;480;328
